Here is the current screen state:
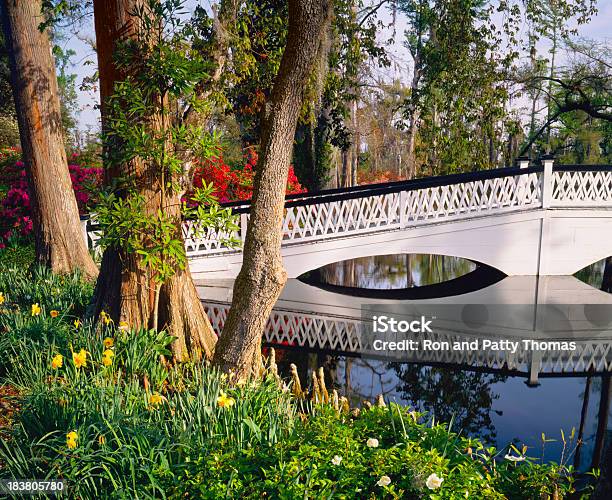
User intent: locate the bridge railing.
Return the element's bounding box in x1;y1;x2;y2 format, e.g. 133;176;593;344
551;165;612;207
184;165;550;255
203;300;612;381
84;162;612;256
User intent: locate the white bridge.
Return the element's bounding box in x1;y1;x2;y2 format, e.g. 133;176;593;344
181;160;612;280
84;160;612;278
199;276;612;385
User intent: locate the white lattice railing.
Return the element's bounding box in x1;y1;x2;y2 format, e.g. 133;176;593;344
203;301;612;380
551;168;612;207
184;168;547;257
83;163;611;257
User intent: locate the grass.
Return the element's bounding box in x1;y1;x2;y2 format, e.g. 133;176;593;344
0;265;597;498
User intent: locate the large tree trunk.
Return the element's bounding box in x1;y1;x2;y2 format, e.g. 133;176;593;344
213;0;333;377
91;0;216;361
1;0;98;279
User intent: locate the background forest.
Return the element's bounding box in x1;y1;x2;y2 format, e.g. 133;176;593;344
1;0;610;193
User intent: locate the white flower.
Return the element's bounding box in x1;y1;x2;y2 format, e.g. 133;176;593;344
504;454;526;462
426;473;444;490
366;438;379;448
376;475;391;487
331;455;342;466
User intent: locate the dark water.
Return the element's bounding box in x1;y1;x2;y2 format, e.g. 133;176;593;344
300;254;477;289
269;255;612;471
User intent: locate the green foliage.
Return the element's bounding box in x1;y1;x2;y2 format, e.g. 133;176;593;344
0;267;593;498
96;0;239;325
0;240;35;272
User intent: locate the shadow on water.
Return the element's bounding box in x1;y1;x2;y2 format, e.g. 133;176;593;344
299;254;507;300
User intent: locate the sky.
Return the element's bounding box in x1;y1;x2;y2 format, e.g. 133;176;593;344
62;0;612;132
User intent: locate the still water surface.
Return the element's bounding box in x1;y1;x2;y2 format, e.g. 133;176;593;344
203;255;612;470
292;255;611;470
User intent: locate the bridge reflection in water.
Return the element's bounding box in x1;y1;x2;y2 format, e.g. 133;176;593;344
198;272;612;470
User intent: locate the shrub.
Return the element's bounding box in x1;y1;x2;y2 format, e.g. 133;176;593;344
0;160;102;248
192;150;306;203
0;267;594;498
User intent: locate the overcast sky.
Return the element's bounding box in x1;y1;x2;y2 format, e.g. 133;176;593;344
63;0;612;132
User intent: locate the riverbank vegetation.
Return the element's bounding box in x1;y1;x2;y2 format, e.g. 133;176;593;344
0;266;594;498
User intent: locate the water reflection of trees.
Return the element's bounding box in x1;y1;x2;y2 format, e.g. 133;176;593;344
575;256;612;293
389;363;506;444
314;254;477;290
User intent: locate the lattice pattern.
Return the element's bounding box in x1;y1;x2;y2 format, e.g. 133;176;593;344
552;170;612;206
204;303;362;352
183;220;240;256
281;193;400;243
203;301;612;376
186;171;546;256
403;173;542;224
84;168;611;257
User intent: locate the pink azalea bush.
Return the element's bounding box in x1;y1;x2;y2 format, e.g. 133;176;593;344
0;154;102;248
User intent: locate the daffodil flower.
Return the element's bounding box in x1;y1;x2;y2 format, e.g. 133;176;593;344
72;349;87;369
51;354;63;369
31;303;41;316
50;310;59;318
0;292;5;305
103;337;114;348
216;390;235;409
149;392;166;407
66;431;78;449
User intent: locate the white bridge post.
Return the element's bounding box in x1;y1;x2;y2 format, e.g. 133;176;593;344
399;190;407;228
541;155;554;208
240;213;248;242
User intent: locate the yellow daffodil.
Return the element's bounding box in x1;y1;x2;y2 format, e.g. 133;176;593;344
103;337;114;348
50;310;59;318
72;349;87;369
149;392;166;408
102;355;113;367
98;435;106;445
119;321;129;331
103;349;114;358
66;431;78;449
73;319;81;329
31;303;41;316
51;354;63;369
100;310;112;325
216;390;235;409
0;292;5;305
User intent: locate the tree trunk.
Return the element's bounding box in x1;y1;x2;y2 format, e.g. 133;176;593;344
91;0;216;361
213;0;333;377
591;373;611;470
1;0;98;279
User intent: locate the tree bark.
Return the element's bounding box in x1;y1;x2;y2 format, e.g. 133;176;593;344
1;0;98;279
213;0;333;377
91;0;216;361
